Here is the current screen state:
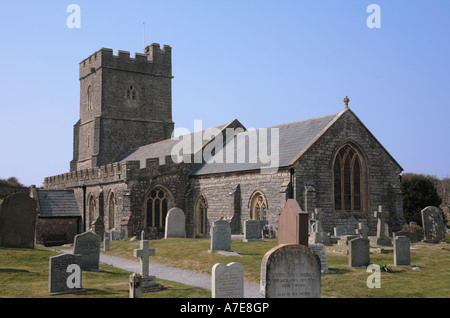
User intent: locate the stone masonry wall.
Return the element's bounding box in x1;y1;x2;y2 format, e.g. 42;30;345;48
293;109;404;235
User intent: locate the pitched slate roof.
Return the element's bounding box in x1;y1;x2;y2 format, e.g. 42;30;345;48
37;190;80;218
191;112;341;176
118;120;244;168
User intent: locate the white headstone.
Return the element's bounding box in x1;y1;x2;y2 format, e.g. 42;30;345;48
164;207;186;238
212;262;244;298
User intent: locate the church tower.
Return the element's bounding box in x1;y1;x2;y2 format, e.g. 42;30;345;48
70;44;174;171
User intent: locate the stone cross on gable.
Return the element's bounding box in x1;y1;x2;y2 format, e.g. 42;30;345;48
374;205;389;238
133;240;155;277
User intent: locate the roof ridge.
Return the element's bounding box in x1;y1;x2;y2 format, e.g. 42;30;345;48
265;113;340;130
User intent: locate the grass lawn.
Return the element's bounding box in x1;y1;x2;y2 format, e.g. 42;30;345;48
0;245;210;298
1;236;449;298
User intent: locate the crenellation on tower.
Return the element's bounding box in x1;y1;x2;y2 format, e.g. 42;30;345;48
72;44;174;172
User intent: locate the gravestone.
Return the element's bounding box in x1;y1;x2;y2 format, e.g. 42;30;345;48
369;205;392;246
262;224;276;238
73;232;101;271
421;206;445;243
393;231;418;243
129;273;142;298
278;199;308;246
133;240;162;292
103;232;110;251
260;244;321;298
0;193;37;248
308;243;333;274
348;238;370;268
212;262;244;298
210;219;232;252
309;208;331;245
164;207;186;238
333;226;347;236
110;230;123;241
394;236;411;266
243;220;264;242
356;222;368;239
49;254;86;295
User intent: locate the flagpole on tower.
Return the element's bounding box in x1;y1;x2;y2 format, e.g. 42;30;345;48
143;22;146;51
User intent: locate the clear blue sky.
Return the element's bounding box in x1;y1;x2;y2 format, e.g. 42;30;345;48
0;1;449;186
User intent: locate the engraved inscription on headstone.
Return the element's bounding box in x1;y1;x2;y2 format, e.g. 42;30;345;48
260;244;321;298
212;262;244;298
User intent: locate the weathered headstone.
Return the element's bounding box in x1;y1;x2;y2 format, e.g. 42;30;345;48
308;243;333;274
73;231;101;271
133;240;162;292
243;220;263;242
393;231;418;243
333;226;347;236
309;208;331;245
348;238;370;268
278;199;308;246
369;205;392;246
260;244;321;298
110;230;123;241
0;193;37;249
129;273;142;298
421;206;445;243
49;254;86;295
103;232;110;252
164;207;186;238
210;219;232;252
212;262;244;298
356;222;368;239
394;236;411;266
262;224;276;238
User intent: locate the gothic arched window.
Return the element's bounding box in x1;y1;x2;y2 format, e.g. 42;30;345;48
108;192;116;230
250;191;267;221
195;195;208;236
333;144;363;212
146;187;169;228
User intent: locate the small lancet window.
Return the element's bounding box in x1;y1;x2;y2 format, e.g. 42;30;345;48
126;85;137;101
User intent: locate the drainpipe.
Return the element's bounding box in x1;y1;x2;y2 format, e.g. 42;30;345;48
82;184;86;233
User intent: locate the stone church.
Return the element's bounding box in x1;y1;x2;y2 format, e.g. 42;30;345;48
43;43;405;241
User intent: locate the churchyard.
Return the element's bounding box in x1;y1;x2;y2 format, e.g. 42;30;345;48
0;236;449;298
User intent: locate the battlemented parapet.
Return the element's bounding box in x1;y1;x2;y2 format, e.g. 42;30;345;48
73;44;174;171
45;154;197;190
79;43;172;80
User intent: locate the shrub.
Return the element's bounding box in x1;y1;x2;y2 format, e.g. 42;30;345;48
400;224;424;240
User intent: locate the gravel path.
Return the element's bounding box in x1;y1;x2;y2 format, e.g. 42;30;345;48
57;248;261;298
